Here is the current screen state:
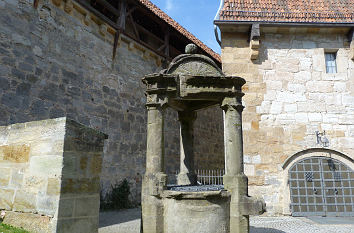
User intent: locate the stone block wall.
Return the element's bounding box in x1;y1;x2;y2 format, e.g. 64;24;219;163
221;29;354;215
0;0;224;204
0;117;107;233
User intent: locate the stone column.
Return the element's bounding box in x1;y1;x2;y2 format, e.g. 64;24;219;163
222;97;244;176
146;105;165;175
142;102;166;233
177;110;197;185
221;97;249;233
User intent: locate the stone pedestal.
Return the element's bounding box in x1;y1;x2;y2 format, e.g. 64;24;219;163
222;97;265;233
0;117;107;233
177;111;197;185
222;97;249;233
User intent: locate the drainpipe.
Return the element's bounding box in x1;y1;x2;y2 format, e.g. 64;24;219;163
214;0;224;46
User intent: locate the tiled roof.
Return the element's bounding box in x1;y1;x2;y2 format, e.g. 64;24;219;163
219;0;354;24
138;0;221;63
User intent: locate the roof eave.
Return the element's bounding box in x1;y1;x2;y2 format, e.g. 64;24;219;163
214;20;354;28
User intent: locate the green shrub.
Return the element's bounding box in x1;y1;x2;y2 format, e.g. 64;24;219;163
100;179;132;210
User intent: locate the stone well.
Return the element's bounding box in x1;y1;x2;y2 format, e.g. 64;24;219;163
141;44;266;233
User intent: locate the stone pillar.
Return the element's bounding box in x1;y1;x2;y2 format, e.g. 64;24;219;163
142;103;166;233
177;111;197;185
146;105;165;175
221;97;249;233
0;117;107;233
222;97;244;176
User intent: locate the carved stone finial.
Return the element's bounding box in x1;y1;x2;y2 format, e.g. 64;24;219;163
185;44;198;54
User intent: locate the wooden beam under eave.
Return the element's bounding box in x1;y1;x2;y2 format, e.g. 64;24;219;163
113;0;127;60
128;14;140;40
94;0;119;17
164;28;170;58
33;0;39;8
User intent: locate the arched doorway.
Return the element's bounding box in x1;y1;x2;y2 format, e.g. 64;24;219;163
289;156;354;216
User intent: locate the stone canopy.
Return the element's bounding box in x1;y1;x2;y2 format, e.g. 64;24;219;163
142;44;245;111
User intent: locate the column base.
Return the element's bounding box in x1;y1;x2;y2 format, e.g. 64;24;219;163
223;174;248;193
177;172;197;185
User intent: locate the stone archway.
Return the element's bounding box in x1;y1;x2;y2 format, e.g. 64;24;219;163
282;149;354;217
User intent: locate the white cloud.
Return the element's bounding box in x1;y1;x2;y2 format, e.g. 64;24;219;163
166;0;174;12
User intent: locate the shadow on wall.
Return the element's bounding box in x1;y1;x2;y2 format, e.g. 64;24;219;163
99;208;141;228
250;227;286;233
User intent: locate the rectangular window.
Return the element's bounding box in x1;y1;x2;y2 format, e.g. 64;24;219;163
325;52;337;74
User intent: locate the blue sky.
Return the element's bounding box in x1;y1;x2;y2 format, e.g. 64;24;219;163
150;0;221;54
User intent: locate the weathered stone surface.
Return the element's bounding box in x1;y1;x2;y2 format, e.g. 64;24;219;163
90;154;102;175
74;195;100;217
23;175;47;194
56;217;98;233
47;178;61;196
29;155;63;178
57;198;74;218
0;189;15;210
0;144;30;163
13;190;36;212
10;169;24;188
164;197;230;233
37;195;59;217
0;117;106;233
0;168;11;186
2;211;52;233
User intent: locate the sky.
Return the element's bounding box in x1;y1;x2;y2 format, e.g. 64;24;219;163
149;0;221;54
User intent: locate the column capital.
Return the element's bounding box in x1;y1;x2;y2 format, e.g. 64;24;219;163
178;110;197;122
146;94;168;109
221;97;244;112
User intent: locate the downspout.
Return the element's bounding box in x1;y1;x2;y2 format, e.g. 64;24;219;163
214;0;224;46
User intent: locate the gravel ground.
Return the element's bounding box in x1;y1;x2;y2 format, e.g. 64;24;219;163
99;208;354;233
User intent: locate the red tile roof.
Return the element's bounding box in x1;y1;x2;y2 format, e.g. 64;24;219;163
138;0;221;63
219;0;354;24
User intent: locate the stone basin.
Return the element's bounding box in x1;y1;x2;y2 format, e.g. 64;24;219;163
162;187;230;233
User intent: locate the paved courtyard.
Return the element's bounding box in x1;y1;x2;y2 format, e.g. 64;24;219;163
99;208;354;233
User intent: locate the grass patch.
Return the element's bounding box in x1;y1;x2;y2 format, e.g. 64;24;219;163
0;223;30;233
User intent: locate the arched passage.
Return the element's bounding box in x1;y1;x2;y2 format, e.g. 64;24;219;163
283;149;354;217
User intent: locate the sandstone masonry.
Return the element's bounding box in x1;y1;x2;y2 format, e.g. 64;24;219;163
221;28;354;215
0;117;107;233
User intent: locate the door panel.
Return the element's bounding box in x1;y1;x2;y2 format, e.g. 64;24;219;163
289;156;354;216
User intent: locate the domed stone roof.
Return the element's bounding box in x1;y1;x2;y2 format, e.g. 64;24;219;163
162;44;224;77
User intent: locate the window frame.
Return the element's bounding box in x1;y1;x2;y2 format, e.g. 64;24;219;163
324;52;337;74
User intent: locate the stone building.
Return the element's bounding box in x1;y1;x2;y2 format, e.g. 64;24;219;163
215;0;354;216
0;0;224;206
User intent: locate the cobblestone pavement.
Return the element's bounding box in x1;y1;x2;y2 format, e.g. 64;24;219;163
99;208;354;233
250;216;354;233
